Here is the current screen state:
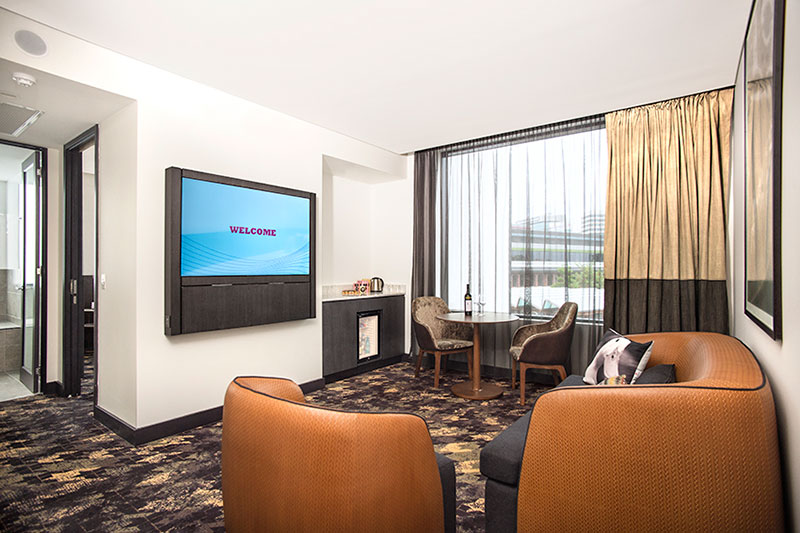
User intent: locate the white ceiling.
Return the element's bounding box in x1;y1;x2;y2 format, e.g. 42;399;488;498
1;0;751;154
0;59;133;148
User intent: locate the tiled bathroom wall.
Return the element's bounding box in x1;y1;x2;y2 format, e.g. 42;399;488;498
0;270;22;372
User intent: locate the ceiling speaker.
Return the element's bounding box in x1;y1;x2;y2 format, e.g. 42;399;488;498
14;30;47;57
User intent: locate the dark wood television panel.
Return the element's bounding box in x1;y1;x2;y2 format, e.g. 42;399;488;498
164;167;316;335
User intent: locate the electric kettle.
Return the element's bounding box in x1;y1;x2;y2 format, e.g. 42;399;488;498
370;277;384;293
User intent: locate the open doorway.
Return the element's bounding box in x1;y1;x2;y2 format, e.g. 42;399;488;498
62;127;96;398
0;140;46;401
1;58;133;401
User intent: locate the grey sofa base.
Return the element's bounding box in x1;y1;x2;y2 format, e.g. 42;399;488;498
436;452;456;533
480;376;583;532
486;478;519;533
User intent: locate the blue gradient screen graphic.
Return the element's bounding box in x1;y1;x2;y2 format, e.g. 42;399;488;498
180;177;310;276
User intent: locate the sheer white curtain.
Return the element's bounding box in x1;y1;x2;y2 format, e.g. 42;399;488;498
432;117;607;373
437;145;511;312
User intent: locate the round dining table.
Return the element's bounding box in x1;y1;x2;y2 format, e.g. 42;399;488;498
437;311;519;400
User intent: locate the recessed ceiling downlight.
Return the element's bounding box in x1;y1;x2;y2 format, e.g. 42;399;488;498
14;30;48;57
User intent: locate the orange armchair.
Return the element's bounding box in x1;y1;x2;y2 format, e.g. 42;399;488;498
222;376;456;532
482;332;784;532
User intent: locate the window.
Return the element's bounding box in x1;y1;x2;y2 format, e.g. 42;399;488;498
435;117;607;322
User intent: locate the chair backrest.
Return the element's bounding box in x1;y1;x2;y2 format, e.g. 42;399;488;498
628;332;764;388
222;376;445;533
551;301;578;332
518;302;578;367
412;296;451;351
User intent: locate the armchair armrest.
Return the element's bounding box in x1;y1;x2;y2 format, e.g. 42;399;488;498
511;322;551;346
516;383;783;531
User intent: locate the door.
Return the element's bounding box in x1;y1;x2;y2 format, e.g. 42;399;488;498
19;151;42;393
63;126;96;397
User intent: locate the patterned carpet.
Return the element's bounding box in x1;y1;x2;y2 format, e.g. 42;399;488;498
0;361;551;532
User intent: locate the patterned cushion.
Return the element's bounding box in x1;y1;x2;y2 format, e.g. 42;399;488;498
436;338;473;351
583;329;653;385
509;346;522;360
598;375;628;386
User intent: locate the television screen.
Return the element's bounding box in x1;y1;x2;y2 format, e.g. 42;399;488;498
180;177;310;276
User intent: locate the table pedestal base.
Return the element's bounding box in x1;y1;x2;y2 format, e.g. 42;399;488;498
451;381;504;400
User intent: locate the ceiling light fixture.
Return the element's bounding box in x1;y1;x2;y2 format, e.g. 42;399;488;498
11;72;36;88
14;30;48;57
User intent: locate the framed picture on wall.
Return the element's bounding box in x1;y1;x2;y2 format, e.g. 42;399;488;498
744;0;785;339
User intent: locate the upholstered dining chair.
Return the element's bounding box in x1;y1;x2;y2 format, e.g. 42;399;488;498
509;301;578;405
222;376;456;532
412;296;474;388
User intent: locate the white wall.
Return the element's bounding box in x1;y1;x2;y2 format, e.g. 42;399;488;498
81;172;94;275
730;4;799;528
320;156;415;353
46;147;62;384
369;172;414;352
82;145;95;276
326;175;373;283
132;93;408;427
0;9;411;427
96;102;138;424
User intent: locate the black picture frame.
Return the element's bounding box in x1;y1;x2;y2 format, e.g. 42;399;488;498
743;0;784;340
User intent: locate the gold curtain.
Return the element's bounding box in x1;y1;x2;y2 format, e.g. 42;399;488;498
604;88;733;334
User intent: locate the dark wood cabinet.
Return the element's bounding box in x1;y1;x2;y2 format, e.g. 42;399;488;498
322;295;405;382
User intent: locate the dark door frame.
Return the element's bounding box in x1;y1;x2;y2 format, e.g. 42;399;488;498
63;125;98;397
19;152;40;393
0;139;48;394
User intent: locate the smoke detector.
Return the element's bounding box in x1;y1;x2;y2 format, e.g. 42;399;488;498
11;72;36;88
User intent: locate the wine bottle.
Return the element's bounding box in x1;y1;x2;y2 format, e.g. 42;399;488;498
464;284;473;316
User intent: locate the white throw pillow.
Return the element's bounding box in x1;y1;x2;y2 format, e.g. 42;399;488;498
584;329;653;385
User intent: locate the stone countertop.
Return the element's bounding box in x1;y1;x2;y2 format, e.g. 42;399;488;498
322;291;406;303
321;283;406;303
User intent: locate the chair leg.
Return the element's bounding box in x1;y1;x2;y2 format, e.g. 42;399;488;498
442;354;447;375
467;348;473;380
415;349;424;378
519;362;527;406
553;366;566;386
434;352;442;388
511;359;517;389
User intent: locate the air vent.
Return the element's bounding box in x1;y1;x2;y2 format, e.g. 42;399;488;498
0;101;43;136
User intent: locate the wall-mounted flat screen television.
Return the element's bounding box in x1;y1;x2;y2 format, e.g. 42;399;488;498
165;167;316;335
180;177;311;277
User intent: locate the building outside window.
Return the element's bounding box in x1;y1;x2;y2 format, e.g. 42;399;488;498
436;117;607;323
